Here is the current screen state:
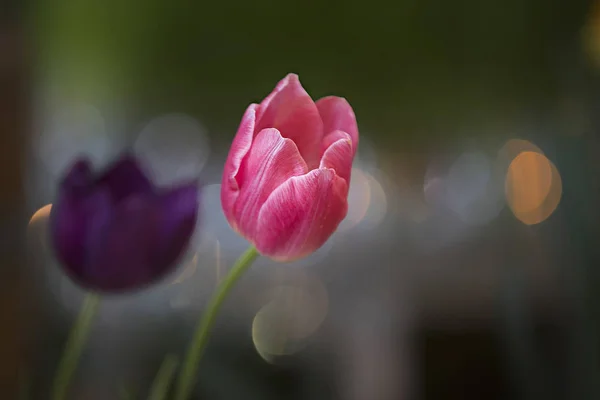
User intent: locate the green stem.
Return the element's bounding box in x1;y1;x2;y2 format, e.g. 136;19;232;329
52;293;101;400
174;246;259;400
147;354;179;400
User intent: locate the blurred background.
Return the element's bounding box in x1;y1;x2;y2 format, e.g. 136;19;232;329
1;0;600;398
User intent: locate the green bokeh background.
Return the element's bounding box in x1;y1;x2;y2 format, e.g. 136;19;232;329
23;1;600;399
32;0;593;148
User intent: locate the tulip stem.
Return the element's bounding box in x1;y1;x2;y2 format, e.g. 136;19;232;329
147;354;179;400
174;245;260;400
52;293;101;400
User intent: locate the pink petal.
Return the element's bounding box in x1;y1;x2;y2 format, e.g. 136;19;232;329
233;128;308;238
254;168;349;261
255;74;294;123
319;130;354;184
221;104;258;227
315;96;359;155
255;74;324;168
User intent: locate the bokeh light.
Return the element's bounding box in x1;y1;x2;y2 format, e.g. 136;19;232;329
497;138;545;167
252;272;328;363
28;203;52;227
423;150;505;226
200;184;249;252
505;151;562;225
337;168;372;233
338;168;388;233
360;171;388;230
28;203;53;253
354;136;379;173
169;232;223;311
445;151;504;225
134;113;210;185
35;101;111;176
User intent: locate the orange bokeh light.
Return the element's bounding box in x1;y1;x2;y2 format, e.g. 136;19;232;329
505;151;562;225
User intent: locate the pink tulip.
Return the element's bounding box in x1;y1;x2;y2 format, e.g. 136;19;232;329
221;73;359;261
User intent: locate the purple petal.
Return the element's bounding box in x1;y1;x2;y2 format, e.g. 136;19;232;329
84;194;162;292
96;154;154;202
154;183;199;270
50;188;113;283
60;158;94;194
51;154;198;292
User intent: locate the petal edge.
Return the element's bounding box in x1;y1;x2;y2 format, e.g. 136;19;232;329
254;168;348;261
233;128;308;239
320;130;354;184
221;104;258;226
316;96;359;155
256;74;323;168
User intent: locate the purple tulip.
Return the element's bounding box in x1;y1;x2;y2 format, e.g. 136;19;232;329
49;154;199;292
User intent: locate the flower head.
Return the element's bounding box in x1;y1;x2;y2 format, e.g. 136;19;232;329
50;154;199;292
221;74;359;261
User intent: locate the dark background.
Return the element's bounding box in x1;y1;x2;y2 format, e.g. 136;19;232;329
2;0;600;398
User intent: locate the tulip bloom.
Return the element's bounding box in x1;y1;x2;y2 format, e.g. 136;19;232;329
50;154;199;292
221;73;359;261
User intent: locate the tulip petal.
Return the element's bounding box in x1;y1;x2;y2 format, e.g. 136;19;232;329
255;74;294;122
61;159;94;194
97;154;154;202
233;128;308;237
254;168;348;261
155;183;199;269
319;130;354;184
50;188;112;279
51;160;95;269
256;74;323;168
85;194;161;291
221;104;258;225
316;96;359;155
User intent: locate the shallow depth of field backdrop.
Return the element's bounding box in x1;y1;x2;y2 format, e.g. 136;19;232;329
1;0;600;398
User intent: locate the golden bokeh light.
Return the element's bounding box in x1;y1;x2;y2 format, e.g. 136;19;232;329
505;151;562;225
28;204;53;251
506;152;553;213
28;204;52;227
252;277;329;363
252;300;305;362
